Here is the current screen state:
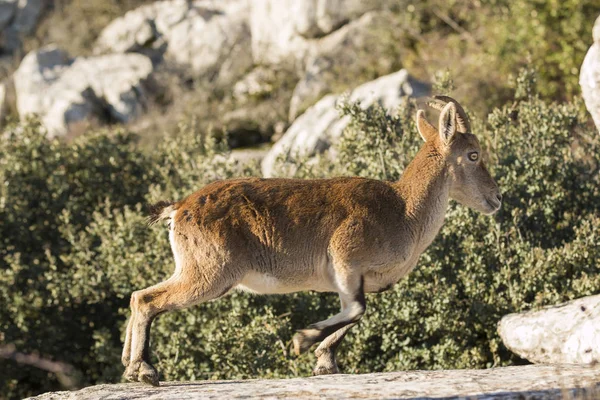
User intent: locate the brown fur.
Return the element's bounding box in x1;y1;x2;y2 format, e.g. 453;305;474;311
121;97;502;385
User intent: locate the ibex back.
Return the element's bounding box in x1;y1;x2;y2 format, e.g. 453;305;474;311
122;96;502;385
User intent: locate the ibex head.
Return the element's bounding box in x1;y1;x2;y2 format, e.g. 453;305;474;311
416;95;502;215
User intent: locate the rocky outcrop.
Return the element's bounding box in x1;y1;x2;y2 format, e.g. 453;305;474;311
581;14;600;133
13;46;154;136
25;365;600;400
261;69;430;177
249;0;380;65
499;294;600;364
89;0;412;143
95;0;252;85
288;11;396;120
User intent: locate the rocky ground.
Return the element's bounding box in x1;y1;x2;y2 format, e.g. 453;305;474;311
25;365;600;399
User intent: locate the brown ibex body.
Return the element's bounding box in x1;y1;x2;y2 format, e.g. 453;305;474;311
122;97;502;386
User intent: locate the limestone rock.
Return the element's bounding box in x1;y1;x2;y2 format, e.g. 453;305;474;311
95;0;252;85
250;0;378;65
580;14;600;133
499;294;600;364
249;0;309;66
14;46;154;136
261;69;430;177
25;365;600;400
289;11;396;120
294;0;378;39
13;46;71;119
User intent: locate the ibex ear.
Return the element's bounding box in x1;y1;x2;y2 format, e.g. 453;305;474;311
438;102;457;145
416;110;437;142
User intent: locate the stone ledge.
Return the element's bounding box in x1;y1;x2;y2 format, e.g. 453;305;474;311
26;364;600;399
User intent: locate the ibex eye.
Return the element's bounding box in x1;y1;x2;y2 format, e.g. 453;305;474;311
468;152;479;162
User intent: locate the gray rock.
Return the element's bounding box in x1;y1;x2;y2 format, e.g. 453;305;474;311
249;0;309;65
25;365;600;400
289;11;394;120
262;69;430;177
13;46;71;119
0;0;45;53
0;0;17;31
95;0;252;85
499;294;600;364
250;0;378;65
14;46;154;136
292;0;376;39
580;14;600;133
13;0;43;35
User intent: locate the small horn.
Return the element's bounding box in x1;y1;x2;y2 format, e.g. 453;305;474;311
431;95;471;133
426;99;446;112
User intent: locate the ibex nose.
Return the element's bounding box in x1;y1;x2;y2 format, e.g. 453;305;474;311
496;193;503;203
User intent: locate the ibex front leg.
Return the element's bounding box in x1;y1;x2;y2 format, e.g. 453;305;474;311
293;273;365;355
312;295;357;375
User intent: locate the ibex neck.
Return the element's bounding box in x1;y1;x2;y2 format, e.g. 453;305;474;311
395;145;450;221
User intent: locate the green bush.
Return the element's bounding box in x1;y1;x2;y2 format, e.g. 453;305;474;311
392;0;598;113
1;72;600;399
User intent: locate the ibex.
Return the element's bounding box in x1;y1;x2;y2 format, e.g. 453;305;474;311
122;96;502;386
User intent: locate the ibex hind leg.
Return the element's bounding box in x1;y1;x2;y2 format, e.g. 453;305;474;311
123;270;238;386
121;314;135;368
293;273;365;355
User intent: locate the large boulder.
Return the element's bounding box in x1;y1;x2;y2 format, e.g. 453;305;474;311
498;294;600;364
24;365;600;400
250;0;379;65
95;0;252;85
14;46;154;136
580;14;600;133
261;69;430;177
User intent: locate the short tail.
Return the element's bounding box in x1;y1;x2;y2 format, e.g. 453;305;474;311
147;200;176;226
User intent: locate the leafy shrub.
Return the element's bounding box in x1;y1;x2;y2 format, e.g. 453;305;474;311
1;72;600;399
0;122;259;398
391;0;598;113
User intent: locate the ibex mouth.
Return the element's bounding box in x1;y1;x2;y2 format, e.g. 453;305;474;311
484;198;502;214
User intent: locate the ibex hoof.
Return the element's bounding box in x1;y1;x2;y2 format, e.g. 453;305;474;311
124;361;159;386
293;329;319;355
313;364;339;376
139;363;160;387
124;364;139;382
313;351;340;375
